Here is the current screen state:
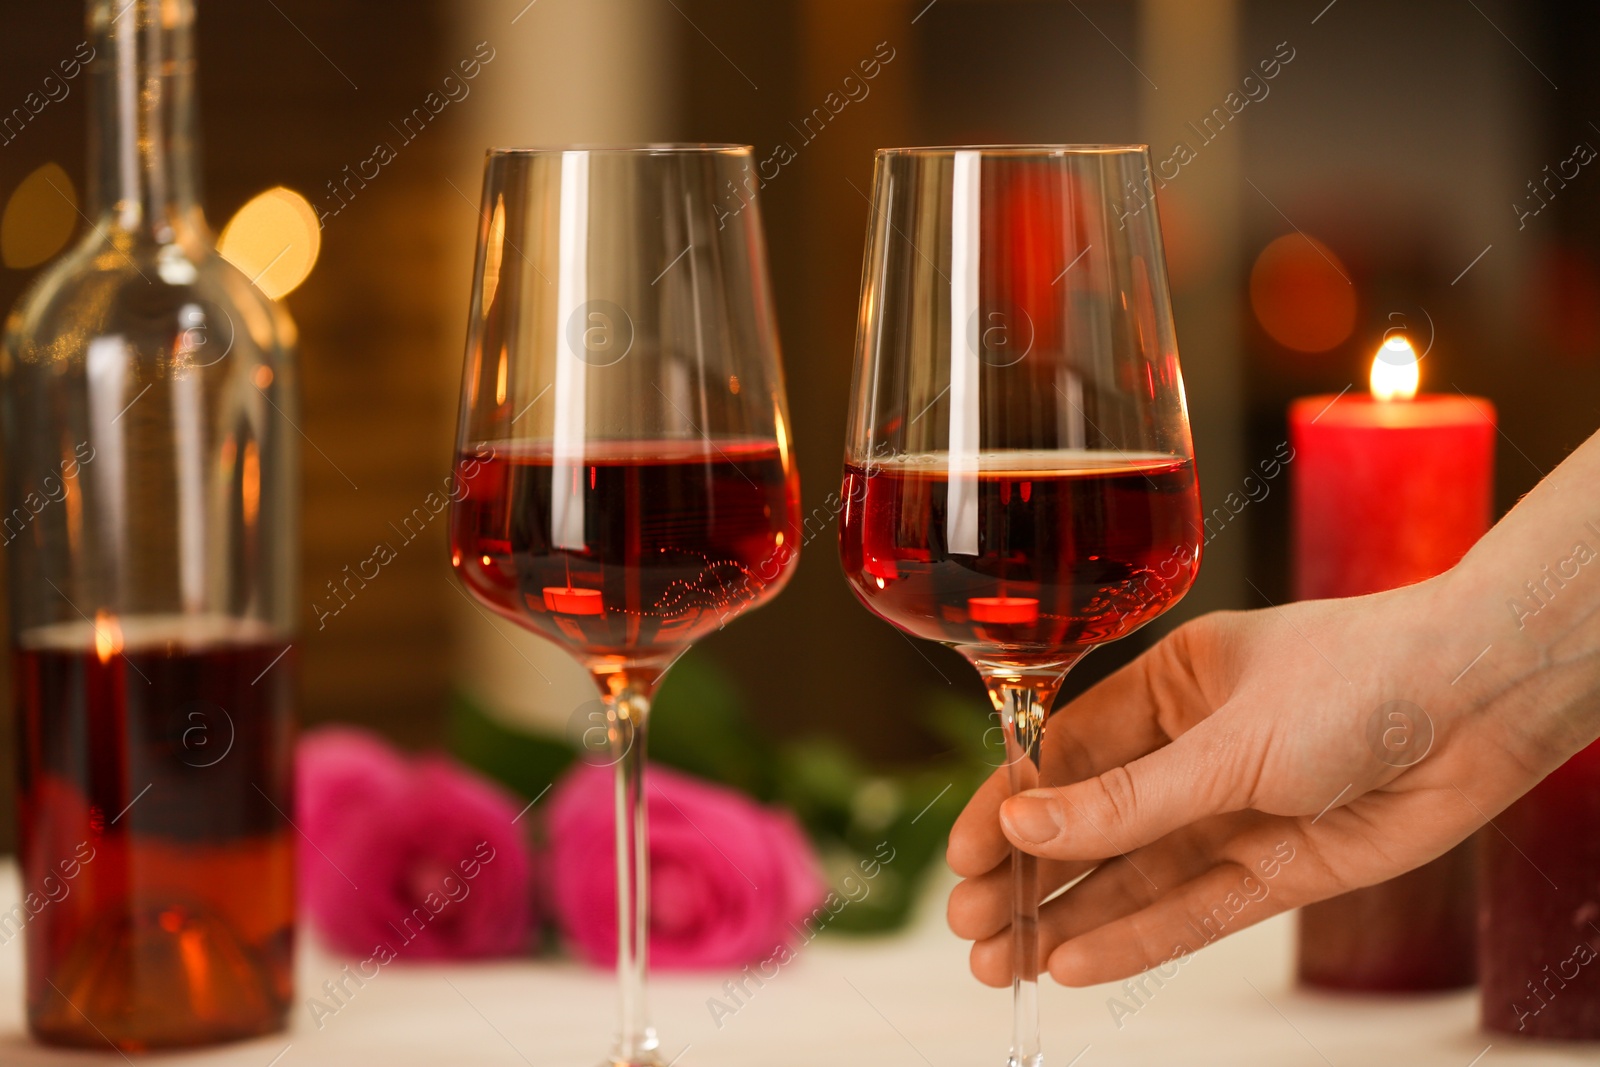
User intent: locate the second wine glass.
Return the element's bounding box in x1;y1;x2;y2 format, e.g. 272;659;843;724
838;145;1202;1067
450;144;800;1067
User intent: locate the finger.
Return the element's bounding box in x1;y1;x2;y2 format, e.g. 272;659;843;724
950;718;1164;883
947;852;1094;942
1043;614;1232;775
968;851;1176;987
965;817;1248;982
950;618;1230;880
970;935;1015;988
947;767;1016;878
1048;834;1306;986
1028;813;1274;959
999;713;1251;863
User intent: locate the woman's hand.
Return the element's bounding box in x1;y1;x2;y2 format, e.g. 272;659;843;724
946;567;1595;989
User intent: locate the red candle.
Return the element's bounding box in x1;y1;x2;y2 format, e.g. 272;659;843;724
1290;337;1495;992
1480;738;1600;1038
1291;341;1496;600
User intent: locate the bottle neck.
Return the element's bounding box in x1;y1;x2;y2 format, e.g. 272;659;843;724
88;0;206;242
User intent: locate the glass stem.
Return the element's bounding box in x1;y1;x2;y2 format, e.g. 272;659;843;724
980;661;1073;1067
1001;684;1046;1067
608;684;661;1067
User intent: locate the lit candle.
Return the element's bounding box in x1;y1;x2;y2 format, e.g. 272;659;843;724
1288;337;1495;992
1291;337;1495;601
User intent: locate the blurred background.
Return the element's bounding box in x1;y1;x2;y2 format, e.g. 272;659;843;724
0;0;1596;854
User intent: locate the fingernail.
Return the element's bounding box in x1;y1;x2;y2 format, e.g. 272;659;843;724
1001;795;1062;844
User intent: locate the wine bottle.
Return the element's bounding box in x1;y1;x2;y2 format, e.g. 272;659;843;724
0;0;297;1049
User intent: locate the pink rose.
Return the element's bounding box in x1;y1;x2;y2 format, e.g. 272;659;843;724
297;727;535;960
547;762;826;970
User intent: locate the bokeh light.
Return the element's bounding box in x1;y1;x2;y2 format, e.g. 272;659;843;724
2;163;78;270
218;186;321;299
1249;233;1357;353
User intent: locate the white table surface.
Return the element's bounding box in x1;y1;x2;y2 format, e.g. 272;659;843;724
0;860;1592;1067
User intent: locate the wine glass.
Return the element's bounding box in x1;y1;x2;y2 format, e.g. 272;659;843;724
449;145;799;1067
838;146;1202;1067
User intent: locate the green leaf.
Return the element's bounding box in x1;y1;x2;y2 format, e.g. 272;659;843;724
650;651;775;799
447;691;574;803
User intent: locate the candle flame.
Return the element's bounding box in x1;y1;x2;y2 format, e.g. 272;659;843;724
1370;336;1420;401
93;611;123;665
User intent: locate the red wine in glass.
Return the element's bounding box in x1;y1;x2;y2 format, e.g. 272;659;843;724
841;451;1199;662
451;439;800;663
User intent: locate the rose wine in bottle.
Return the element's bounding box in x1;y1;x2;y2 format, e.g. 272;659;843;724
0;0;298;1050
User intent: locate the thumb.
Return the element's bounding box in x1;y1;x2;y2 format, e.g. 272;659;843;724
999;726;1239;861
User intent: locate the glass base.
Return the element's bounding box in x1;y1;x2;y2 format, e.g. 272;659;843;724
606;1053;666;1067
606;1025;665;1067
